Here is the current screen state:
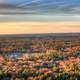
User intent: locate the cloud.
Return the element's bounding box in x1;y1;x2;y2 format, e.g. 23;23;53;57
0;0;80;15
0;0;6;4
18;0;41;7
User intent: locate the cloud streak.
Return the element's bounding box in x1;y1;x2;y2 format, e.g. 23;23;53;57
0;0;80;14
17;0;41;7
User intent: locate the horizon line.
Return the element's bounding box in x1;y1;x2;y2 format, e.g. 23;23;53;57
0;32;80;35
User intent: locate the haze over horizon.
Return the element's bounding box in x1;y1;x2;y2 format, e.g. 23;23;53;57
0;22;80;34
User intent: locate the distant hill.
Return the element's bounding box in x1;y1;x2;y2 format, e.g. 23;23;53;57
0;33;80;40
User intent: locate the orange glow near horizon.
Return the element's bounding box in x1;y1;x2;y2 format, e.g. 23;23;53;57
0;21;80;34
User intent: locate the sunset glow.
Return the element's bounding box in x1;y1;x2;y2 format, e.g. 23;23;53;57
0;22;80;34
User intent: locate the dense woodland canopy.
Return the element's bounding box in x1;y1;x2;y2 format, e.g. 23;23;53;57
0;37;79;80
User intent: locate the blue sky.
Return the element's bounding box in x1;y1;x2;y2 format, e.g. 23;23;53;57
7;0;80;5
2;0;80;14
6;0;80;7
0;0;80;21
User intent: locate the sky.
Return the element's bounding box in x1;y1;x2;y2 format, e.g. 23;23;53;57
0;0;80;14
0;0;80;34
0;22;80;34
0;0;80;20
0;0;80;21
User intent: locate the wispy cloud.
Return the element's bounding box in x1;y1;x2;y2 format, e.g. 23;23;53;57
17;0;41;7
0;0;80;14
